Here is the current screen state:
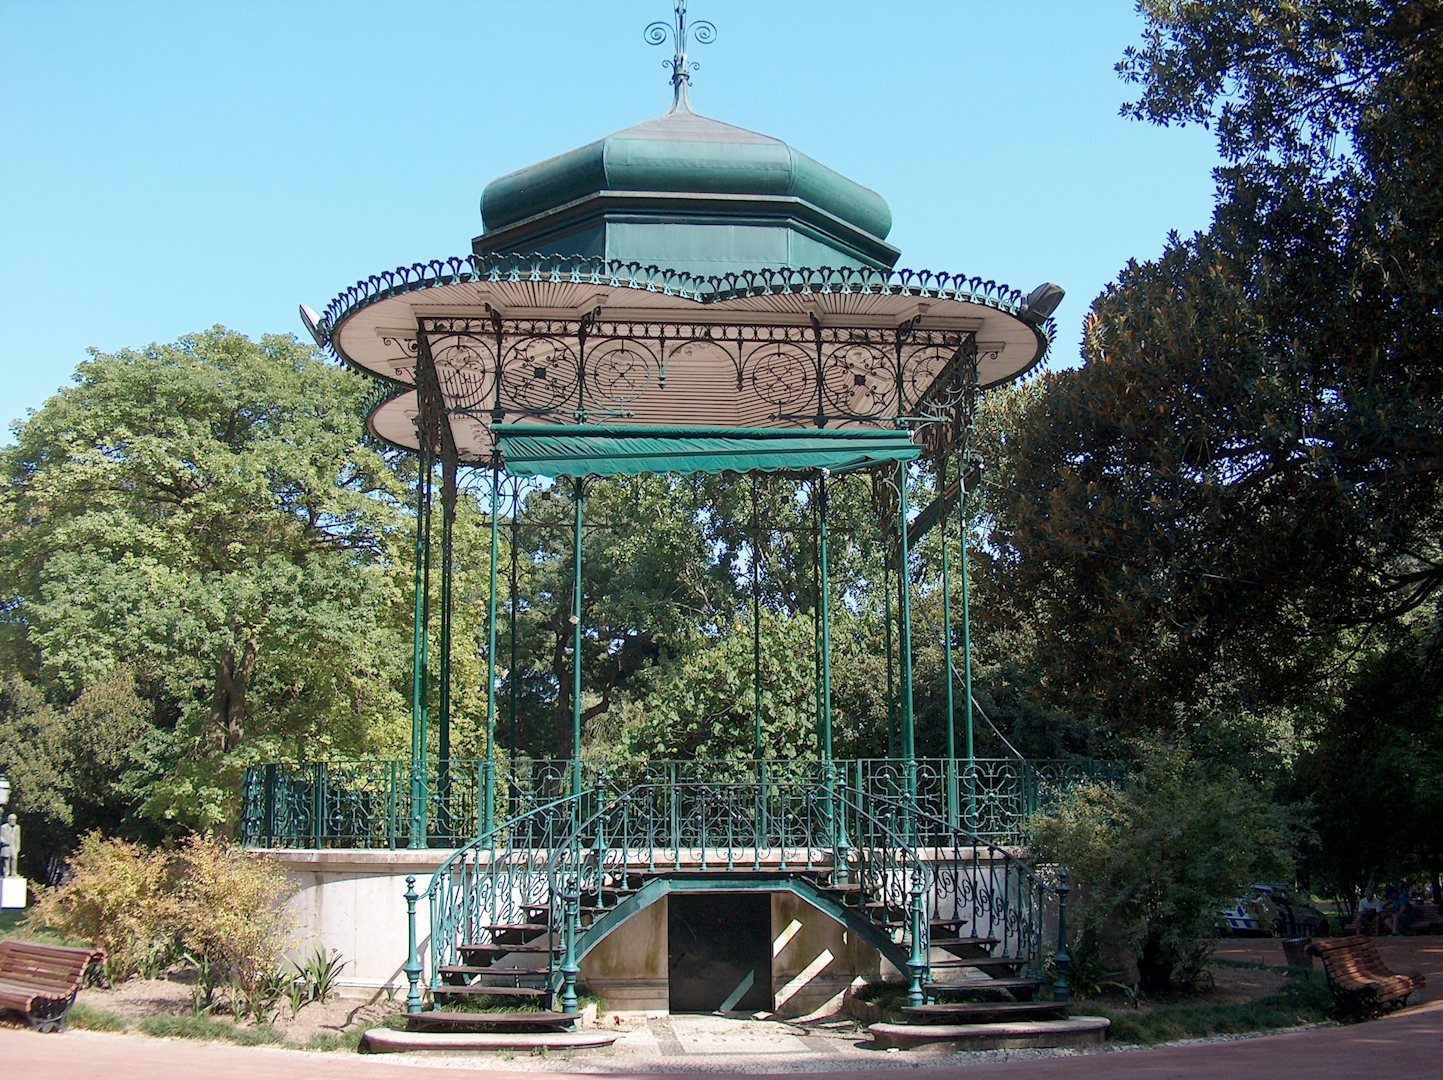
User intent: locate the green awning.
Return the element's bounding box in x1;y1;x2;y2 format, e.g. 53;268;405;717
495;425;920;478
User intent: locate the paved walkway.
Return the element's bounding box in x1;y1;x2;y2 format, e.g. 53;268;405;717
7;937;1440;1079
6;1000;1441;1080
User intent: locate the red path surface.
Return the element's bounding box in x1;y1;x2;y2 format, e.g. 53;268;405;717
7;938;1440;1079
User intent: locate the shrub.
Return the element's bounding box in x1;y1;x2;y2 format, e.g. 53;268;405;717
1029;742;1294;993
171;834;295;1020
29;832;177;981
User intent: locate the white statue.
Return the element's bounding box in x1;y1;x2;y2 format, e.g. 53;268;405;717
0;814;19;877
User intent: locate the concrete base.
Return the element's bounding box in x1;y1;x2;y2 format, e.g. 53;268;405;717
0;876;26;910
868;1016;1110;1051
362;1027;619;1053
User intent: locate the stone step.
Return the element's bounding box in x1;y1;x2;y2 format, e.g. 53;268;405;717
439;964;549;978
903;1000;1068;1024
924;976;1045;999
928;955;1024;971
484;923;550;936
868;1016;1109;1052
364;1027;619;1054
405;1010;574;1033
459;942;560;956
433;984;547;999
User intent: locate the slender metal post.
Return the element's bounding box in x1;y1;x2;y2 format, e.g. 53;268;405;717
407;449;432;849
1054;869;1072;1003
884;561;896;760
437;457;455;842
570;478;585;803
508;479;520;816
559;877;580;1013
896;461;918;832
907;872;927;1007
940;456;958;829
311;762;324;849
403;875;423;1013
959;468;977;825
483;463;501;835
817;473;834;768
262;764;276;848
751;476;763;764
817;472;837;870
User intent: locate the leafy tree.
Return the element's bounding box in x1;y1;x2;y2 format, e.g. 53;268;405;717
0;328;409;829
978;0;1443;738
1030;743;1294;993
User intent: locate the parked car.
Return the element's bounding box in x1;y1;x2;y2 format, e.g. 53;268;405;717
1219;884;1331;937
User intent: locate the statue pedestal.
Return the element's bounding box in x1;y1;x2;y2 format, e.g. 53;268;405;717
0;876;26;909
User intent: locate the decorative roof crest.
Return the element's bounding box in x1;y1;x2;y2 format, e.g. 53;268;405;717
645;0;716;112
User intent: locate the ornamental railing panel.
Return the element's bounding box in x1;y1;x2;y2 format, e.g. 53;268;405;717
238;756;1119;850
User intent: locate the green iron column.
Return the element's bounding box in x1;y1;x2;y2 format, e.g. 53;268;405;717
570;477;585;802
482;462;502;835
895;460;918;831
751;477;763;763
940;457;958;829
508;479;520;817
408;449;434;849
817;472;834;768
884;561;897;760
437;457;455;841
959;467;977;825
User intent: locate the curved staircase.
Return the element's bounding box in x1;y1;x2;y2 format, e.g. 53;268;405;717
403;769;1099;1050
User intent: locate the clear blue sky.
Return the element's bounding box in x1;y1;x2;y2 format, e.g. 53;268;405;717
0;1;1220;439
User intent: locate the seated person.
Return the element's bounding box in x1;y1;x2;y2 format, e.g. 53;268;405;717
1386;887;1412;935
1357;890;1383;934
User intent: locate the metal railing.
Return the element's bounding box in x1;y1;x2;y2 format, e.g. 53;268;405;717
414;768;1073;1012
238;756;1120;849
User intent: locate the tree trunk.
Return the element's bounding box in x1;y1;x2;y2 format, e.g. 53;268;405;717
212;638;257;753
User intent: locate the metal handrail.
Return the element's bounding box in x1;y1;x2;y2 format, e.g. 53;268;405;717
414;768;1072;1013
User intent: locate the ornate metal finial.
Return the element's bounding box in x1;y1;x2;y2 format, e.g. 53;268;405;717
645;1;716;111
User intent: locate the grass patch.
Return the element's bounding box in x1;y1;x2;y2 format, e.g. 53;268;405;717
299;1030;366;1053
67;1003;129;1032
1078;977;1334;1045
135;1014;283;1046
0;909;79;947
853;981;909;1009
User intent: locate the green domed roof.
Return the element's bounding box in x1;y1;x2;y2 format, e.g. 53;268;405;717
474;94;899;273
483;99;892;240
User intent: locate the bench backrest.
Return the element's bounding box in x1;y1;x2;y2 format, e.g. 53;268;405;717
0;941;106;995
1308;936;1392;980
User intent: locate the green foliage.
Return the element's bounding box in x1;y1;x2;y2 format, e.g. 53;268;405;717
67;1003;130;1032
136;1013;284;1045
29;831;295;1013
29;832;176;981
170;834;295;1018
0;328;408;836
1084;977;1333;1045
301;1030;366;1053
1029;744;1294;992
292;943;348;1006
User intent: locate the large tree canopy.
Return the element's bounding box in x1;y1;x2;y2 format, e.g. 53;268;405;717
978;0;1443;735
1;329;410;829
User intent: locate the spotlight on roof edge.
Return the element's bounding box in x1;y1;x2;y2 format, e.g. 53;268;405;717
299;304;325;349
1020;282;1065;325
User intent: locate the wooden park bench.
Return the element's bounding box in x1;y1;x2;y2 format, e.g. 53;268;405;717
0;940;107;1032
1401;902;1443;935
1307;936;1425;1018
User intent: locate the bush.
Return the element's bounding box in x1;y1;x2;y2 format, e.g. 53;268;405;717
29;832;176;981
171;834;294;1020
1029;742;1294;993
29;831;296;1017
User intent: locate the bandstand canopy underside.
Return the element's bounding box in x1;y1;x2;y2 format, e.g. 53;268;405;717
317;258;1054;467
495;424;920;478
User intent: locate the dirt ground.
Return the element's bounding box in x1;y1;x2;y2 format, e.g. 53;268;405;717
79;971;398;1044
